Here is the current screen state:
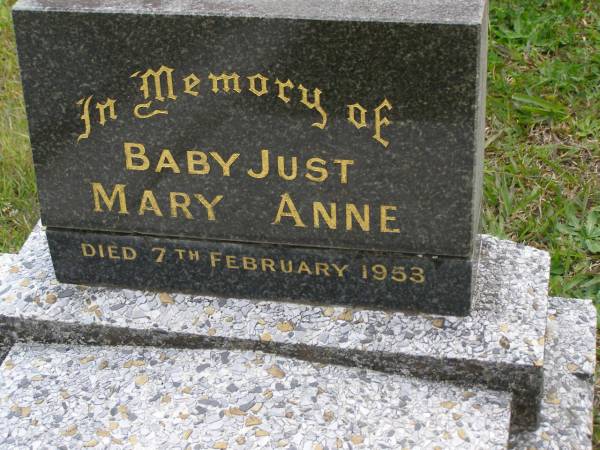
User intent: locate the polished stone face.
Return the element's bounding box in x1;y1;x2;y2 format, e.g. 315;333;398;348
13;0;487;312
13;0;486;257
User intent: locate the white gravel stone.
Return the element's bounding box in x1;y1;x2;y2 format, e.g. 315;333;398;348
510;297;596;450
0;342;512;449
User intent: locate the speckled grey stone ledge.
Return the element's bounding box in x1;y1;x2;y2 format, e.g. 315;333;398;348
509;297;596;449
0;226;550;428
0;254;15;364
0;342;512;449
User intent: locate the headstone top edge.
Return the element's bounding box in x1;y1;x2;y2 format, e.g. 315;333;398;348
13;0;486;25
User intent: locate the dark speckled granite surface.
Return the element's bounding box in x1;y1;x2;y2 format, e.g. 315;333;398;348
13;0;487;312
46;227;476;315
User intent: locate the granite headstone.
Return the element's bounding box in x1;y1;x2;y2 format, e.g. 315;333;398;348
13;0;488;315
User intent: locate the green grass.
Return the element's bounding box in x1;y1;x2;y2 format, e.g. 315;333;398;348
0;0;37;253
485;0;599;307
0;0;599;442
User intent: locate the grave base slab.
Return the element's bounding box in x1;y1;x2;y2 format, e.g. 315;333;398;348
0;343;512;449
0;296;595;449
0;225;550;428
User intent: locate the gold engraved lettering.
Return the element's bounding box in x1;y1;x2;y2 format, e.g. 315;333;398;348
187;151;210;175
271;198;400;234
92;182;128;214
121;247;137;261
77;96;93;141
242;257;258;271
131;65;177;118
372;264;387;281
193;194;223;221
297;261;312;275
155;149;181;173
210;152;240;177
96;98;117;126
81;243;95;257
272;193;306;228
332;159;354;184
392;266;407;282
361;264;369;279
132;65;177;101
108;245;120;260
313;202;337;230
297;84;327;129
203;254;353;279
133;102;169;119
347;103;367;129
314;263;330;277
331;264;349;278
169;192;192;219
247;151;349;184
208;72;241;94
183;73;201;96
188;250;200;261
247;73;269;96
152;247;166;263
277;156;297;181
345;204;370;232
275;79;294;103
138;190;163;217
261;258;276;272
74;65;396;146
175;249;186;260
210;252;221;267
76;96;118;142
305;158;328;183
226;255;239;269
124;142;150;171
410;267;426;284
92;184;224;222
247;149;270;179
280;260;293;273
380;205;400;233
374;98;392;148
